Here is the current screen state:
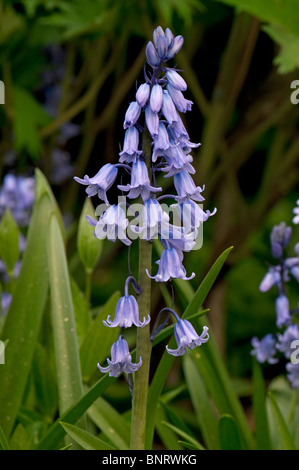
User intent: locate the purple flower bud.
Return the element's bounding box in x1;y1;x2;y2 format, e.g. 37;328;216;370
123;101;141;129
153;26;165;48
156;35;168;61
292;200;299;224
275;294;291;328
277;324;299;358
166;35;184;60
136;83;150;107
270;222;292;258
165;28;174;48
166;320;209;356
152;123;171;162
166;70;187;91
145;106;159;138
98;336;142;377
286;362;299;388
259;267;281;292
162;90;179;125
145;41;160;67
150;84;163;113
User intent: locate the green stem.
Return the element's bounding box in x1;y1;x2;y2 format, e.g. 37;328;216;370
130;128;153;450
85;269;92;305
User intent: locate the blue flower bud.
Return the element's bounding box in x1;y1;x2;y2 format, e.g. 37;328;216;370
123;101;141;129
145;41;160;67
150;84;163;113
166;70;187;91
136;83;150;107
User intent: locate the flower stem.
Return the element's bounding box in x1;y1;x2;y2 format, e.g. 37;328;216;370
130;126;153;450
130;238;152;449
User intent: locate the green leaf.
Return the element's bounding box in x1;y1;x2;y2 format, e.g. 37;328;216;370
155;404;183;450
0;208;20;276
47;213;85;426
263;24;299;73
214;0;299;37
162;422;205;450
0;426;10;450
32;343;58;420
9;423;30;450
145;246;234;449
252;359;272;450
87;396;130;450
80;291;120;383
267;391;296;450
77;198;103;273
60;422;115;450
183;354;219;449
70;276;91;347
218;414;243;450
0;170;56;437
12;87;52;159
36;374;116;450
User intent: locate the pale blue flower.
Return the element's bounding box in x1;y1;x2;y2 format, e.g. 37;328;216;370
118;158;162;201
286;362;299;388
147;247;195;282
166;35;184;60
167;84;193;113
292;200;299;224
270;222;292;259
259;266;281;292
150;84;163;113
251;334;278;364
161;90;179;125
129;198;169;240
145;106;159;138
166;70;187;91
145;41;160;67
87;204;131;246
166;319;209;356
173;170;205;202
97;336;142;377
119;126;142;163
74;163;118;204
103;293;150;328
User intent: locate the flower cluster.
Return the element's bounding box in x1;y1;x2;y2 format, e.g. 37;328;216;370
251;207;299;388
75;26;213;379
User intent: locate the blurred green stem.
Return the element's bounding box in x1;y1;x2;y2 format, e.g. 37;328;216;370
85;269;92;305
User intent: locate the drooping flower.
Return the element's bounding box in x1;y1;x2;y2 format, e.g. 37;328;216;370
87;204;131;246
270;222;292;259
123;101;141;129
147;247;195;282
173;170;205;202
118;158;162;201
286;362;299;388
74;163;118;204
166;319;209;356
129;198;169;240
97;336;142;377
251;334;278;364
103;293;150;328
276;324;299;358
119;126;142;164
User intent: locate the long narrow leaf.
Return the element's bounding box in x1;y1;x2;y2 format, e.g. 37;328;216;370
252;359;271;450
267;391;296;450
60;422;115;450
47;214;85;430
0;169;60;437
145;246;233;449
218;414;243;450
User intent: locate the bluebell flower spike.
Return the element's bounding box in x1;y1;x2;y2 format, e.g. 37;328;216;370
98;336;142;377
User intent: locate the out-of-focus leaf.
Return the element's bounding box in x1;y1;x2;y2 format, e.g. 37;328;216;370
0;6;25;44
60;422;115;451
214;0;299;36
12;87;51;159
47;214;85;428
9;424;30;450
0;208;20;276
70;276;91;347
0;426;10;450
252;359;272;450
80;291;120;383
183;354;219;449
32;343;58;420
263;24;299;73
0;170;57;437
267;391;296;450
77;198;102;273
218;414;243;450
162;422;205;450
87;396;130;450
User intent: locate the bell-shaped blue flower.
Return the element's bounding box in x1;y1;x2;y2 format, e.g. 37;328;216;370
173;170;205;202
150;84;163;113
74;163;118;204
146;247;195;282
88;204;131;246
166;70;187;91
167;84;193;113
270;222;292;259
103;293;150;328
118;158;162;201
136;83;150;107
275;294;291;328
162;90;179;126
166;319;209;356
130;198;169;240
119;126;142;163
97;336;142;377
123;101;141;129
277;324;299;359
